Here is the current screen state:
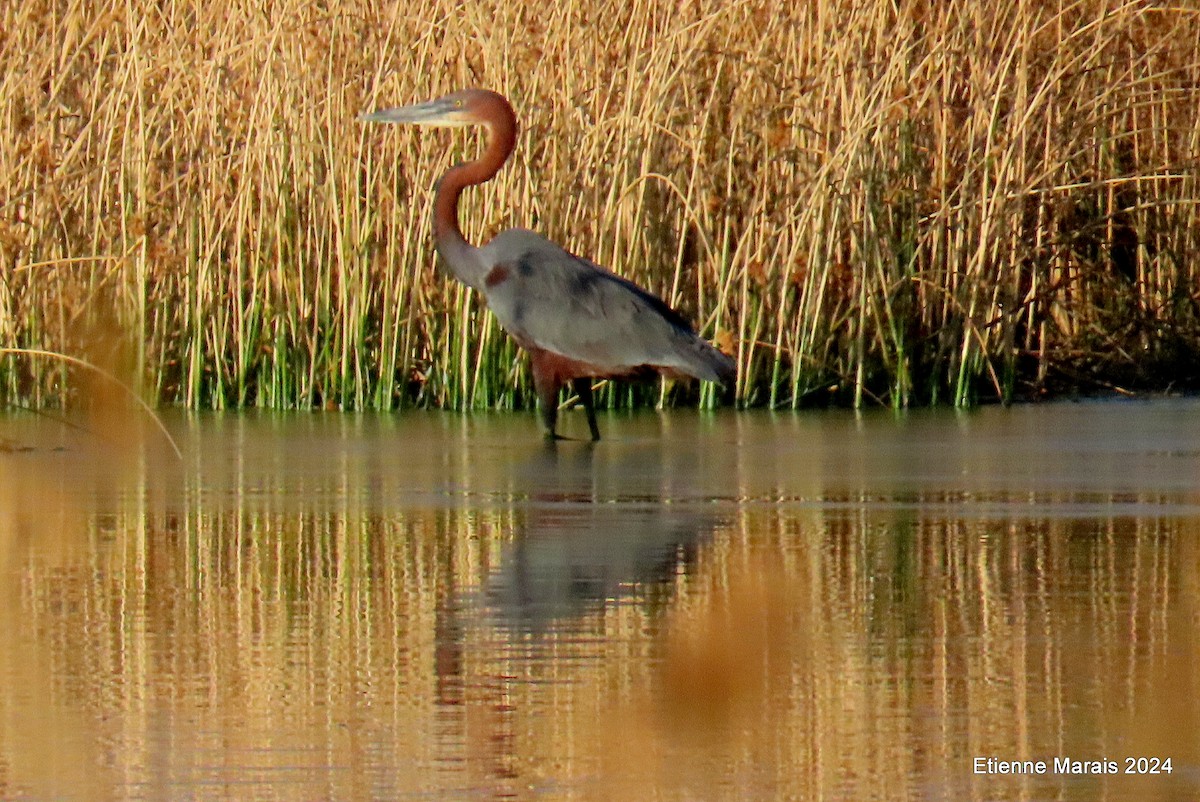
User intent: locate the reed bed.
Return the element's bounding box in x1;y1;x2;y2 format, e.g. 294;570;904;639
2;0;1198;411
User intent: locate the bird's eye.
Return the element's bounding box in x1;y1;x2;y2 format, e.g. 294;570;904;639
454;99;464;109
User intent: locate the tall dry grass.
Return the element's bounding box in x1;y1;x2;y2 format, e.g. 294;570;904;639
1;0;1198;411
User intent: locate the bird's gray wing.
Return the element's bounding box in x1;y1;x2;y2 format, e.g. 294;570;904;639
478;229;730;381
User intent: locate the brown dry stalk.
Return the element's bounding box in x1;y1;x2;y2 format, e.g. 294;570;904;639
1;0;1197;411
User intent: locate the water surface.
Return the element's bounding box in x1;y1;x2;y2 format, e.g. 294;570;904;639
2;401;1199;800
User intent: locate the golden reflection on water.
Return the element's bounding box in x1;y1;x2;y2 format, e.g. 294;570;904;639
1;406;1199;801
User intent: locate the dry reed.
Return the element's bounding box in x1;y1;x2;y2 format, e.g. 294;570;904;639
2;0;1198;411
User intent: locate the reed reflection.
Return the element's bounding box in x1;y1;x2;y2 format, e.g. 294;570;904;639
2;408;1200;801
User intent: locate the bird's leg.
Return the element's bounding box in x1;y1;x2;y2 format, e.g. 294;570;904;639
538;393;560;440
572;378;601;442
530;360;562;440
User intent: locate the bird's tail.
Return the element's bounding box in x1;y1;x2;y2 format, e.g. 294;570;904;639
679;338;737;386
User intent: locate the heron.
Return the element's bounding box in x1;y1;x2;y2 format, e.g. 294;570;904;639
361;88;735;441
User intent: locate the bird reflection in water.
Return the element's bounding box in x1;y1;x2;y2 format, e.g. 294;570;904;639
480;444;727;632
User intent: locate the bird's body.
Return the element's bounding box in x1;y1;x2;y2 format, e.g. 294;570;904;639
362;89;734;440
479;230;732;383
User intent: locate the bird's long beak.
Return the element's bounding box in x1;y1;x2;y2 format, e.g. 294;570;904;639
359;95;471;127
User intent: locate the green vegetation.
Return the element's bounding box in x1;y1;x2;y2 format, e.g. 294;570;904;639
2;0;1198;411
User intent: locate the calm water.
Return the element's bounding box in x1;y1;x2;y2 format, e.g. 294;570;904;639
2;401;1199;801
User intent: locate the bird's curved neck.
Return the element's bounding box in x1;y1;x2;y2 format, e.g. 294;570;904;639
433;108;517;255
